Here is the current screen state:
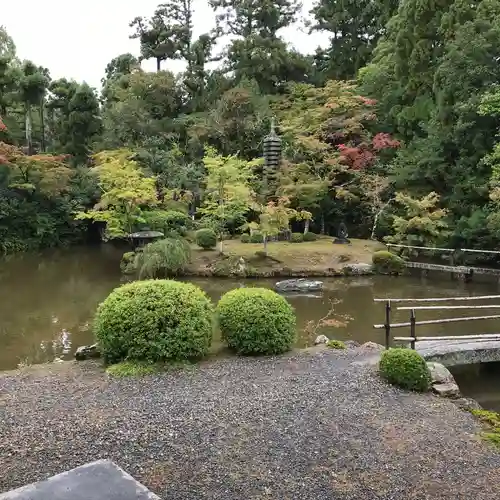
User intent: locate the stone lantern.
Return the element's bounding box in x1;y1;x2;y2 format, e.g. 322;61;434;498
262;118;282;198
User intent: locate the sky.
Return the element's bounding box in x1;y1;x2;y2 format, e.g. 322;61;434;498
2;0;330;90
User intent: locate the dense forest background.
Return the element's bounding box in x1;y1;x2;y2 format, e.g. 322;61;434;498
1;0;500;256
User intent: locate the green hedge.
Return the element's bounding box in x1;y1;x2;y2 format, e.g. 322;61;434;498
94;280;214;364
216;287;296;355
372;250;406;274
291;232;304;243
143;210;192;236
250;232;264;243
303;232;318;241
196;228;217;249
240;233;250;243
379;348;431;392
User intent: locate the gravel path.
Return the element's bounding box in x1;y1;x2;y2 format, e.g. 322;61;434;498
1;348;500;499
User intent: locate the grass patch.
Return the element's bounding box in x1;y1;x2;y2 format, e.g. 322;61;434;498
106;359;195;378
471;409;500;446
189;238;383;276
326;339;346;349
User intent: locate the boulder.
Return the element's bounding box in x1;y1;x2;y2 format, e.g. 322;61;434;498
452;397;482;411
344;340;361;349
275;279;324;293
427;362;455;385
342;263;373;276
75;344;101;361
314;335;329;345
360;341;385;351
432;382;461;398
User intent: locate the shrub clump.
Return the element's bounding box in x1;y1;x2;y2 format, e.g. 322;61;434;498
326;339;346;349
143;210;192;236
120;251;136;274
217;287;296;355
372;250;406;274
250;232;264;243
379;348;431;392
132;238;191;278
94;280;214;364
196;228;217;249
291;232;304;243
240;233;250;243
303;232;318;241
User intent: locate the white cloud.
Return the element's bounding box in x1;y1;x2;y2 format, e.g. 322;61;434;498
2;0;329;90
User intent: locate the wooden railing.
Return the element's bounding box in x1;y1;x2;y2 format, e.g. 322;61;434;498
373;295;500;349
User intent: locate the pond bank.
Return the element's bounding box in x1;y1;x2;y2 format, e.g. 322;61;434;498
2;349;500;499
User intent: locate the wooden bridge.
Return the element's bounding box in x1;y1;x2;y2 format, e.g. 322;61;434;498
373;294;500;366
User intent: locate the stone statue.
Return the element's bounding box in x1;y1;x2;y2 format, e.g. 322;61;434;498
333;222;351;244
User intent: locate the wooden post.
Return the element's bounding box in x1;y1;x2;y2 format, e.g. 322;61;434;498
410;309;416;350
384;300;391;349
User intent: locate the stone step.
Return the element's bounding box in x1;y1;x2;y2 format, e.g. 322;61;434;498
0;460;160;500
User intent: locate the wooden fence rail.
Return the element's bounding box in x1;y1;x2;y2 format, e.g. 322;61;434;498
373;296;500;349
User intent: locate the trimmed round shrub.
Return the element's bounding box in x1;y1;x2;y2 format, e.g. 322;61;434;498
94;280;214;364
196;228;217;249
240;233;250;243
250;232;264;243
217;287;296;355
379;348;431;392
291;232;304;243
303;231;318;242
143;210;192;236
372;250;406;274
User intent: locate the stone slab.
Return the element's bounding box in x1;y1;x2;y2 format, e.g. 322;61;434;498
0;460;160;500
417;339;500;367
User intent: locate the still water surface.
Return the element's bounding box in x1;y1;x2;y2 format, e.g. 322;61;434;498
3;246;500;374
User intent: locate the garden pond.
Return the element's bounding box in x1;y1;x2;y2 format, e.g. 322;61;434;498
4;244;500;371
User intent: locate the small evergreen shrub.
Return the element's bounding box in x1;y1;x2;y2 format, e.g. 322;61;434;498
379;348;431;392
326;339;346;349
217;287;296;355
196;228;217;249
291;232;304;243
372;250;406;274
133;238;191;278
240;233;250;243
250;232;264;243
303;232;318;242
94;280;214;364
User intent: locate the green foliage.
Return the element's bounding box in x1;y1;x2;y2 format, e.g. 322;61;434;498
291;232;304;243
94;279;214;364
379;348;431;392
196;228;217;249
142;210;192;235
240;233;250;243
326;339;346;349
303;232;318;241
385;192;449;248
372;250;405;275
217;287;296;355
132;238;191;278
250;232;263;243
471;409;500;446
74;149;157;240
106;361;160;377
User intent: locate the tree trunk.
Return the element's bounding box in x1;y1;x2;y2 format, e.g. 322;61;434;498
320;213;325;235
25;104;33;155
39;101;45;152
370;199;393;240
263;236;268;256
304;219;310;234
156;58;161;71
219;237;224;254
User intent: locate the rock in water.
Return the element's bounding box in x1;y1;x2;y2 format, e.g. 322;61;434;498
314;335;329;345
75;344;101;361
275;279;324;293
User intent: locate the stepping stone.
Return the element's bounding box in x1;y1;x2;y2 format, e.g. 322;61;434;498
0;459;160;500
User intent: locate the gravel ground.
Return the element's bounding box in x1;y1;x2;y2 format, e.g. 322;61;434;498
1;348;500;500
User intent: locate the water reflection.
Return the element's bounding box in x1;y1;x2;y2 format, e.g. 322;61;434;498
451;363;500;412
2;246;500;370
